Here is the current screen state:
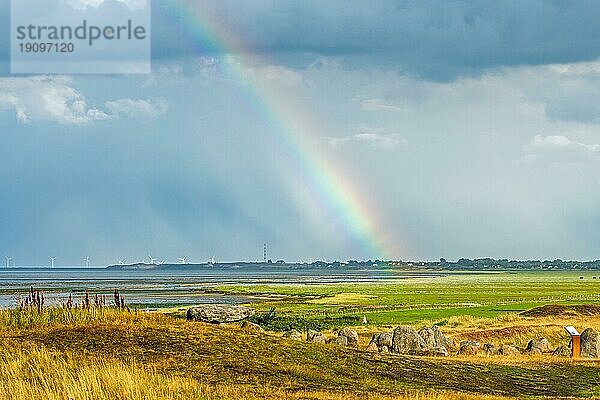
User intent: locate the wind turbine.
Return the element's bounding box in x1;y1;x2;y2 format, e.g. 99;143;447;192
5;256;11;268
177;256;187;264
148;254;157;265
118;259;127;265
49;256;56;268
84;256;90;268
208;255;215;265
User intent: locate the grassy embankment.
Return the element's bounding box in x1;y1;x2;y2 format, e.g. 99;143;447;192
2;271;600;399
1;304;600;399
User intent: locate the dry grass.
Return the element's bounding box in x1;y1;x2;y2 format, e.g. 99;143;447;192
0;347;516;400
1;306;600;399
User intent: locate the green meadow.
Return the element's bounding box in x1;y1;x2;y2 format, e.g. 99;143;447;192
211;271;600;328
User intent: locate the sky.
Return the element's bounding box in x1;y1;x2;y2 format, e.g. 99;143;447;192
2;0;600;265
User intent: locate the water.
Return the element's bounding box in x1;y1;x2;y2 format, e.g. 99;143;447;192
0;264;442;308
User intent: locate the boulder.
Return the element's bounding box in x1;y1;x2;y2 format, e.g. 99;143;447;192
329;336;348;346
483;343;496;356
338;327;359;346
497;345;520;356
418;327;436;349
366;342;379;352
418;326;452;352
380;345;390;354
371;332;393;349
457;341;480;356
432;325;453;349
526;338;553;353
527;347;542;356
432;346;449;357
552;345;571;357
282;329;303;341
240;321;265;333
307;329;327;344
392;326;427;354
186;305;255;323
581;328;600;358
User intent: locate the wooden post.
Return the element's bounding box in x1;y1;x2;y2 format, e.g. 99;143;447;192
565;326;581;358
572;334;581;358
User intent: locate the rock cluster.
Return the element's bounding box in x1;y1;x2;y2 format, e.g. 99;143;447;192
275;324;600;360
367;325;451;356
458;341;480;356
526;338;552;354
186;305;255;323
338;327;359;346
281;327;360;347
307;329;327;344
498;344;521;356
458;337;555;357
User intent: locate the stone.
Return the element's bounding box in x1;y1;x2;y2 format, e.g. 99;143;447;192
432;346;449;357
366;342;379;352
552;345;571;357
581;328;600;358
527;347;542;356
338;327;359;346
240;321;265;333
282;329;303;341
418;326;452;353
418;327;436;349
307;329;327;344
497;345;520;356
457;341;480;356
432;325;453;349
186;305;255;323
391;326;427;354
483;343;496;356
526;338;553;353
371;332;393;349
329;336;348;346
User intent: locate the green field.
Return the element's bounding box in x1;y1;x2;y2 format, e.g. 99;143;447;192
210;271;600;329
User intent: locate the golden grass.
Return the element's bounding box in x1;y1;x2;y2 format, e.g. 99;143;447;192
2;307;599;399
0;346;514;400
0;347;202;400
0;306;162;331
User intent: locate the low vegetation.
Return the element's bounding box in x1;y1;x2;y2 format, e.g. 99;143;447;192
0;305;599;399
2;272;600;399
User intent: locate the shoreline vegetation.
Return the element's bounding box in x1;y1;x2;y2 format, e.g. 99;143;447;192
103;258;600;271
1;271;600;399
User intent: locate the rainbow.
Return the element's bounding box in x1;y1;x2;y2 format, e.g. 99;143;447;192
159;1;403;260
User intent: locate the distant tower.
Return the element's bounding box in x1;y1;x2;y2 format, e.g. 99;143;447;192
263;243;267;263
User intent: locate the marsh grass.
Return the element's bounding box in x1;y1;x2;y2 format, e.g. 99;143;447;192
0;306;161;331
0;344;520;400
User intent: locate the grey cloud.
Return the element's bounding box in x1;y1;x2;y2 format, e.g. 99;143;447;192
152;0;600;81
3;1;600;81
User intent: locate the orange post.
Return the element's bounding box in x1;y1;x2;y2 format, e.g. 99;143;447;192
572;335;581;358
565;326;581;358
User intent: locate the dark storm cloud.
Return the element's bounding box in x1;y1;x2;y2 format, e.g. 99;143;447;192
2;1;600;80
152;0;600;81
